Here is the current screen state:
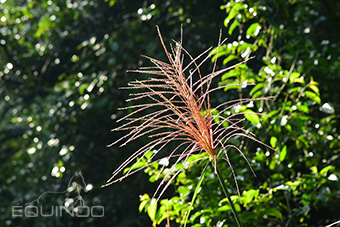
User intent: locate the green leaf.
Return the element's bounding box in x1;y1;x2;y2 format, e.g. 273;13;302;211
294;77;305;83
178;186;191;197
279;145;287;161
254;150;265;162
250;83;264;96
145;150;154;159
296;105;309;113
223;55;239;65
149;174;158;183
124;151;154;173
285;124;292;132
108;0;116;7
270;136;278;148
139;194;150;212
320;165;335;176
310;166;318;174
269;159;276;170
268;110;280;117
246;23;261;37
289;87;301;94
229;19;240;35
289;72;300;83
211;48;228;62
304;91;321;104
286;180;301;195
222;69;239;80
265;208;283;220
217;204;231;212
147;198;157;222
187;153;208;163
225;3;243;21
190;211;204;222
242;189;259;206
224;17;230;27
210;108;220;124
139;200;148;213
309;84;319;95
79;83;88;95
223;81;241;92
284;106;292;112
244;109;260;124
252;90;263;99
239;105;248;112
123;160;145;174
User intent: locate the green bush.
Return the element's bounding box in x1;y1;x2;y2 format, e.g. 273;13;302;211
134;1;340;226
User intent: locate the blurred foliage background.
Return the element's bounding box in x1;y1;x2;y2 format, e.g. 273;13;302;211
0;0;339;226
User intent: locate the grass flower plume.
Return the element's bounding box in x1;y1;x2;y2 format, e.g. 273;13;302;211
103;27;272;219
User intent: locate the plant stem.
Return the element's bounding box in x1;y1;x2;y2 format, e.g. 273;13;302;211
184;160;209;227
215;164;242;227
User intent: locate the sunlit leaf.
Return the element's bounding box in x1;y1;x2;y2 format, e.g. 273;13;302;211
279;145;287;161
242;189;259;206
250;83;264;96
139;194;150;212
229;19;240;35
246;23;261;37
270;136;277;148
289;72;300;83
244;109;260;124
297;105;309;114
304;91;321;104
148;198;157;222
309;84;319;95
223;55;239;65
320;166;335;176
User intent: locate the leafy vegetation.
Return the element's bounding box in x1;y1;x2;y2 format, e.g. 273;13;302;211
0;0;339;226
132;1;340;226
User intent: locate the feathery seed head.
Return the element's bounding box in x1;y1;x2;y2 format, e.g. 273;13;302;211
103;27;273;199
